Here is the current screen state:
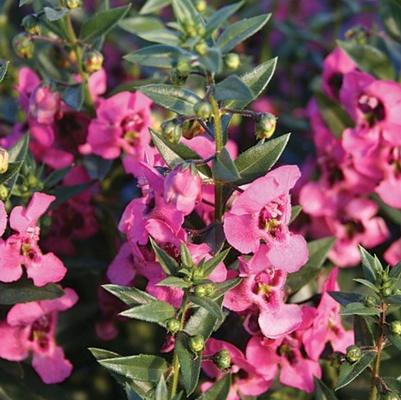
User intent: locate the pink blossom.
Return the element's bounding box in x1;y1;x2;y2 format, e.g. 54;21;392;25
385;238;401;266
0;200;6;237
29;86;61;125
303;268;353;360
0;288;78;384
223;165;308;273
202;338;271;400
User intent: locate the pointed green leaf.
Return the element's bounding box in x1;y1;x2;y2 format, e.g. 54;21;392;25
180;242;193;268
189;294;224;321
198;47;223;74
62;84;84;111
198;248;230;278
214;75;253;102
360;246;382;283
329;291;365;306
386;295;401;305
290;205;302;223
155;375;168;400
210;278;241;300
197;374;232;400
353;315;375;347
315;378;338;400
205;2;244;36
172;0;204;28
213;147;241;183
389;261;401;280
0;60;9;83
44;7;68;22
184;301;222;339
157;276;192;289
380;0;401;41
340;302;379;316
353;278;379;292
140;0;171;15
102;284;157;306
120;301;176;326
150;237;179;275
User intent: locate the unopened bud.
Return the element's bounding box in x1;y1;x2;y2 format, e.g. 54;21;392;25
161;119;182;144
194;40;208;56
194;0;207;13
83;50;104;74
382;287;393;297
194;283;214;297
224;53;240;70
22;15;41;35
194;101;212;120
346;345;362;363
390;320;401;336
364;295;377;308
13;33;34;59
65;0;82;9
183;19;197;38
189;334;205;353
166;318;180;334
213;349;231;370
256;113;277;140
0;148;9;174
0;184;8;201
176;57;191;77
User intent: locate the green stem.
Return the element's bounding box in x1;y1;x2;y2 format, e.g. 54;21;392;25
369;302;387;400
210;95;224;222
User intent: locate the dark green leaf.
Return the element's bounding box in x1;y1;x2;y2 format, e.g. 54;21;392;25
214;75;253;102
155;375;168;400
83;155;113;180
210;278;241;300
140;0;171;15
335;351;376;390
184;302;221;339
131;28;180;46
0;281;64;305
340;302;379;316
205;2;244;36
80;5;131;41
198;47;223;74
140;84;201;115
119;15;164;33
0;60;9;83
62;84;84;111
388;333;401;351
315;378;338;400
0;162;22;185
44;7;68;22
390;261;401;280
157;276;192;289
286;237;335;293
150;237;179;275
172;0;204;29
180;242;193;268
382;377;401;393
102;284;156;306
217;14;271;52
43;166;71;188
338;40;396;80
353;278;379;292
19;0;31;5
120;301;176;326
386;295;401;305
329;291;365;306
234;133;290;185
189;294;224;321
198;248;230;278
360;246;382;283
353;315;375;347
197;374;232;400
50;182;92;208
380;0;401;41
175;332;201;395
213;147;241;183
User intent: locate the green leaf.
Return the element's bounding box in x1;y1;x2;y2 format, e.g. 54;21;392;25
155;375;168;400
184;302;221;339
129;28;180;46
315;378;338;400
360;246;382;283
140;0;171;15
337;40;396;80
381;377;401;393
205;2;244;36
234;133;290;185
83;155;113;180
180;242;193;268
290;205;302;223
0;60;9;83
119;15;164;33
353;278;379;292
80;5;131;41
198;47;223;74
0;281;64;305
390;261;401;280
197;248;230;278
157;276;192;289
229;57;277;109
329;291;365;306
286;237;335;293
43;166;71;188
353;315;375;347
125;45;191;68
189;294;224;321
386;295;401;305
315;92;354;138
120;301;176;326
150;237;179;275
62;84;84;111
0;162;22;185
213;147;241;183
210;278;241;300
388;333;401;351
217;14;271;53
335;351;376;390
44;7;68;22
380;0;401;41
19;0;31;5
214;75;253;102
340;302;379;316
172;0;204;29
50;182;92;208
175;332;201;396
197;374;231;400
102;284;156;306
140;84;201;115
90;350;168;383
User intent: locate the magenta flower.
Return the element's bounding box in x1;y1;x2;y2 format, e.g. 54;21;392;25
0;193;66;286
0;288;78;384
83;91;152;159
223;165;308;272
303;268;353;360
0;200;6;237
202;338;272;400
385;238;401;266
246;335;321;393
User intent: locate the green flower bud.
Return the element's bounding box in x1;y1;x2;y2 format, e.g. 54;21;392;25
83;50;104;74
364;295;377;307
213;349;231;370
382;287;393;297
194;0;207;13
0;184;8;201
166;318;181;334
194;283;214;297
0;148;9;174
194;101;212;120
170;69;187;85
345;25;370;45
224;53;240;70
176;57;191;77
22;15;41;35
65;0;82;9
390;321;401;336
196;24;206;37
194;40;208;56
13;33;34;59
256;113;277;140
346;345;362;363
183;19;197;38
161;119;182;144
189;334;205;353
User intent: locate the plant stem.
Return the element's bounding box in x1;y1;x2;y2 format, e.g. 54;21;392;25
369;302;387;400
210;95;224;222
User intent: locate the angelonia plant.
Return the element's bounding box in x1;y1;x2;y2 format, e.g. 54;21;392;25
0;0;400;399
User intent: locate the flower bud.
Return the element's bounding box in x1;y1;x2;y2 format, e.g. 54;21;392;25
194;0;207;13
382;287;393;297
195;40;208;56
196;24;206;37
345;25;370;45
83;50;104;74
364;295;377;307
189;334;205;353
346;345;362;363
0;148;9;174
194;101;212;120
22;15;41;35
183;19;197;38
256;113;277;140
65;0;82;9
390;321;401;336
213;349;231;370
0;185;8;201
170;69;187;85
13;33;34;59
194;283;214;297
161;119;182;144
224;53;240;70
176;57;191;78
166;318;181;334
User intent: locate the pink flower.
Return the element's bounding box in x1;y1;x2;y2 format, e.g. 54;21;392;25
0;288;78;384
0;193;67;286
202;338;271;400
164;165;202;215
83;91;152;159
246;335;321;393
223;165;308;273
303;268;353;360
29;86;61;125
0;200;6;237
224;251;302;338
385;238;401;266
